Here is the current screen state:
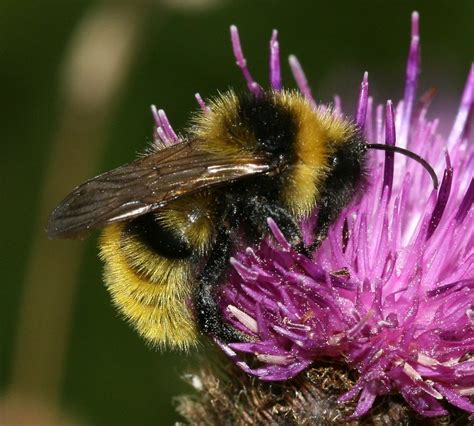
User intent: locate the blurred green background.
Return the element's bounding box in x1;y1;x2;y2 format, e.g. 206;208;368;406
1;0;473;424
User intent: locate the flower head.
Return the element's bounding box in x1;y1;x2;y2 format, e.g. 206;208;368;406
215;12;474;419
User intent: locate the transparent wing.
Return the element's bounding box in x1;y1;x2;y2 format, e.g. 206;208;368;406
47;140;271;238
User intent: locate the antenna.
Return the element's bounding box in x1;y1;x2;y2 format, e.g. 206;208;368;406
367;143;439;189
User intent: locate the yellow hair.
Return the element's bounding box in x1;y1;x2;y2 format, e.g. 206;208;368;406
99;223;198;350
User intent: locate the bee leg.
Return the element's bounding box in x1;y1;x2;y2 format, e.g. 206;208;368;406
246;196;309;256
195;226;251;343
308;150;363;249
306;224;330;252
306;191;353;252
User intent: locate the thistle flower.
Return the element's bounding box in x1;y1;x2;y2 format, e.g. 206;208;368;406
207;12;474;420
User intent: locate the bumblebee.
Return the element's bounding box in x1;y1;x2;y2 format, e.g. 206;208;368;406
48;89;438;349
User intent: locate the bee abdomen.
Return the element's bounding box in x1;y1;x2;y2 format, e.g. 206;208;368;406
124;213;193;259
99;223;198;350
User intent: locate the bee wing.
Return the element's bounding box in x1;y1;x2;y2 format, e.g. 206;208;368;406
47;140;272;238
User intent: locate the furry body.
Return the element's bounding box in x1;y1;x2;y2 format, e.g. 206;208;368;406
96;90;367;348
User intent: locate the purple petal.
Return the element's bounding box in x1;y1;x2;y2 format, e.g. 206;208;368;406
269;30;282;90
447;64;474;149
288;55;316;108
356;72;369;129
383;100;396;195
399;11;420;147
230;25;262;96
348;385;377;419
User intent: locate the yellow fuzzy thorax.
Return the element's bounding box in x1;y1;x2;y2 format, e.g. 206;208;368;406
190;90;254;157
191;89;356;218
99;223;199;350
277;91;357;217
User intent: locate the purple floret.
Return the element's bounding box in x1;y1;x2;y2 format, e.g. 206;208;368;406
215;12;474;419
